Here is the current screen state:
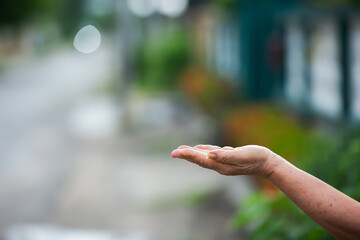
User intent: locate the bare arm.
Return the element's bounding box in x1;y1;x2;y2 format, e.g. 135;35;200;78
171;145;360;240
268;153;360;239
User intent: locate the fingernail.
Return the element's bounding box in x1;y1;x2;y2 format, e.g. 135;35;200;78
207;153;217;159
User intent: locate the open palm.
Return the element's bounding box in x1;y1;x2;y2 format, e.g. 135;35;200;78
171;144;274;177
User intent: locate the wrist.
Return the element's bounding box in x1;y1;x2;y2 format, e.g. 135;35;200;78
262;150;287;179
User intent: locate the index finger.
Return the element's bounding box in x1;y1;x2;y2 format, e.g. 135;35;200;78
172;148;219;170
195;144;221;151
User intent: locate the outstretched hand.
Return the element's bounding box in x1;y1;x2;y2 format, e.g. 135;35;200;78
171;145;278;178
174;144;360;239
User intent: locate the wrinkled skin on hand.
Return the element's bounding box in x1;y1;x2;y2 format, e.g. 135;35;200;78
171;144;276;178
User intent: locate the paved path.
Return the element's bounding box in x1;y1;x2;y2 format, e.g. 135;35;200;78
0;47;111;232
0;47;251;240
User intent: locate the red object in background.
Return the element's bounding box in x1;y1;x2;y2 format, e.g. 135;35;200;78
266;29;284;73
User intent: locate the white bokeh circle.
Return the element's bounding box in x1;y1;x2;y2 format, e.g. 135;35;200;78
74;25;102;54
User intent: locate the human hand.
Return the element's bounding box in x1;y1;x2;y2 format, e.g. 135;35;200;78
171;145;280;178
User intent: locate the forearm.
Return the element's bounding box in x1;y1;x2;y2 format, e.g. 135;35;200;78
267;154;360;239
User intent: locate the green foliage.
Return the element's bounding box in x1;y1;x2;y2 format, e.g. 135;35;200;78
231;127;360;239
56;0;86;37
305;130;360;199
136;29;190;90
212;0;238;11
231;192;329;240
0;0;61;28
0;0;88;39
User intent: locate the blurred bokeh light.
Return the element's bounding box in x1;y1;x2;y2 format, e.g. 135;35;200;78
126;0;157;18
73;25;102;54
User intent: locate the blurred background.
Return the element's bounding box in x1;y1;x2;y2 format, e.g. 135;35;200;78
1;0;360;239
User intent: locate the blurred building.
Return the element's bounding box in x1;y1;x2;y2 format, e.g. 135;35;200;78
193;0;360;123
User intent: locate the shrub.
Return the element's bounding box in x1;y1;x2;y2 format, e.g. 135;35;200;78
136;29;190;91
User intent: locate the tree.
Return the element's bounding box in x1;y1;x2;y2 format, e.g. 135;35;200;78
0;0;62;29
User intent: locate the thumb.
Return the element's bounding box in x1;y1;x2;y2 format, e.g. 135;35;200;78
207;149;240;164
